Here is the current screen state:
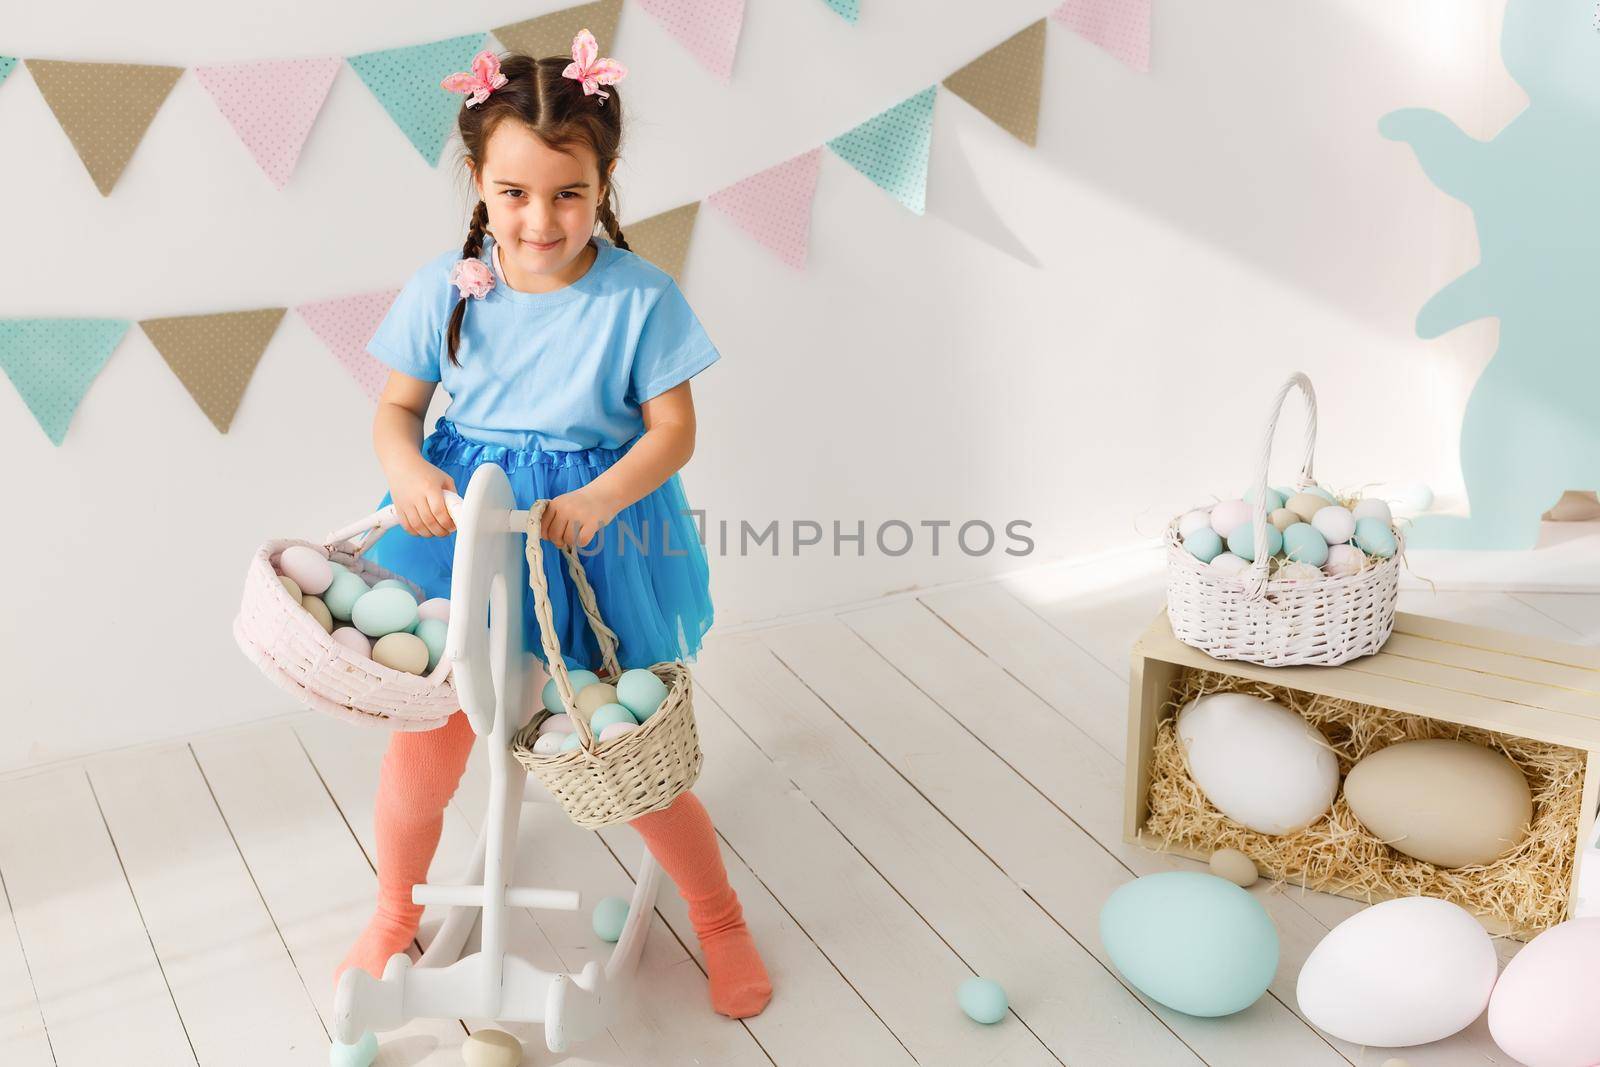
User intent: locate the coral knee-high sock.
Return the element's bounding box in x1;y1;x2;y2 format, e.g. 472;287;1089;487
628;791;773;1018
333;710;477;989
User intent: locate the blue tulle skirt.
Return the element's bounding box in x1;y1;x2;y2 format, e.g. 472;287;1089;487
364;418;713;671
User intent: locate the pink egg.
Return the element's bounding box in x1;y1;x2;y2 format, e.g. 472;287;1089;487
280;545;333;596
418;598;451;623
330;627;372;657
1488;917;1600;1066
538;714;575;735
1210;499;1251;536
599;722;637;744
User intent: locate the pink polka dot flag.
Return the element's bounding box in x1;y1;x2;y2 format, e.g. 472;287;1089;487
296;290;402;402
194;58;341;189
1050;0;1151;73
636;0;746;83
706;148;822;270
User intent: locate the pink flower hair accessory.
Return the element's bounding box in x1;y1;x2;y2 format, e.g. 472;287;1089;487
450;257;495;300
562;29;627;103
441;49;508;108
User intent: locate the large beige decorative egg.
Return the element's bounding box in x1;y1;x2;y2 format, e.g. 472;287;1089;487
1344;739;1532;868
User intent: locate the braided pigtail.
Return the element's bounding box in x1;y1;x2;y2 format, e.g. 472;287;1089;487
445;200;491;367
597;192;630;252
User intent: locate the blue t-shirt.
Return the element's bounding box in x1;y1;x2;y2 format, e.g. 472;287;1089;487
367;233;720;451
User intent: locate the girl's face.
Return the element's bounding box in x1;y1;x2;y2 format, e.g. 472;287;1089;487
472;121;615;289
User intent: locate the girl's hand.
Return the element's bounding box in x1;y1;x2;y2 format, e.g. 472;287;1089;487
388;457;457;537
541;487;620;550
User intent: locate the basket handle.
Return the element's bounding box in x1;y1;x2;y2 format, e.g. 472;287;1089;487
1243;373;1319;600
523;499;623;753
320;493;466;556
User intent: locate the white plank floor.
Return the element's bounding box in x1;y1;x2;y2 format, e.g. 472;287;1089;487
2;557;1597;1066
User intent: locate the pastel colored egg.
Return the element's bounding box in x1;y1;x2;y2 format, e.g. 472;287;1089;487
1176;692;1339;835
560;731;583;752
1297;897;1496;1047
461;1029;522;1067
1344;739;1531;868
537;714;575;735
531;732;565;756
323;570;372;622
1324;544;1367;577
957;977;1009;1025
589;703;637;737
414;618;448;672
1354;517;1398;558
371;578;411;592
592;896;630;942
330;626;372;657
599;721;638;744
1209;848;1259;888
1244;486;1288;513
352;587;421;638
1282;523;1330;566
1396;483;1434;511
1286;492;1331;523
1178;508;1213;539
278;575;302;601
542;671;602;712
329;1031;378;1067
1268;508;1300;533
1488;917;1600;1067
373;632;429;675
1100;871;1278;1017
1311;505;1356;545
1227;522;1283;562
1307;485;1337;503
575;682;620;718
1275;561;1324;581
1210;499;1251;536
327;560;350;576
1184;528;1224;564
1352;498;1394;526
1208;552;1249;576
418;597;451;622
617;668;670;721
279;545;333;596
300;594;334;633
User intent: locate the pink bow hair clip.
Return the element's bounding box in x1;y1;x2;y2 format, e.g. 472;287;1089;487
562;29;627;103
441;49;508;108
450;257;494;300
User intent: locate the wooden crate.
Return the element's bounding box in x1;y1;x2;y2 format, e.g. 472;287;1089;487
1125;610;1600;936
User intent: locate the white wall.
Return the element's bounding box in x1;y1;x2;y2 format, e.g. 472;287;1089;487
0;1;1515;770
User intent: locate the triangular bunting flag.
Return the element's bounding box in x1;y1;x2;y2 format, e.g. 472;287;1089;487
296;290;401;403
706;148;821;270
495;0;623;59
822;0;859;23
139;309;285;433
827;86;937;214
194;58;341;189
942;20;1046;146
0;319;129;445
26;60;183;195
636;0;746;83
0;57;15;86
348;33;487;165
624;203;700;285
1050;0;1151;73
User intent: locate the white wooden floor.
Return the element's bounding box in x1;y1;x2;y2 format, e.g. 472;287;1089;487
3;554;1598;1067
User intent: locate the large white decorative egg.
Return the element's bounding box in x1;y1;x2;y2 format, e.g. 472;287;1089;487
1488;918;1600;1067
1297;897;1497;1048
1176;692;1339;835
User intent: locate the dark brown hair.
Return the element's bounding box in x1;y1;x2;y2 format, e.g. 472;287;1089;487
446;52;628;365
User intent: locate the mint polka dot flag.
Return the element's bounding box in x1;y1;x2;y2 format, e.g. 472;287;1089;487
827;86;937;214
823;0;859;23
0;319;130;445
348;33;487;165
0;57;15;86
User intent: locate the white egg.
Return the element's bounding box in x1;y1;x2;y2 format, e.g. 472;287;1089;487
537;714;576;735
1207;552;1250;576
531;732;566;756
1178;508;1213;539
1209;499;1251;536
1274;561;1324;581
418;597;451;622
1176;692;1339;835
1324;544;1367;577
1297;897;1497;1047
1311;505;1356;545
1351;498;1393;526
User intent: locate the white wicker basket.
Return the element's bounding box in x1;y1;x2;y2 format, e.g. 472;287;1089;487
232;500;461;730
1164;372;1402;667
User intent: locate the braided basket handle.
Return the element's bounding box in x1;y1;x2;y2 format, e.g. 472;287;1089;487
524;499;622;751
1243;373;1319;600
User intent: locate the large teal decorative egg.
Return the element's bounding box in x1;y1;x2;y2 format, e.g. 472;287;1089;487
1100;871;1279;1017
957;977;1008;1024
1283;523;1330;566
1227;523;1283;562
617;668;669;721
351;587;420;638
323;570;372;622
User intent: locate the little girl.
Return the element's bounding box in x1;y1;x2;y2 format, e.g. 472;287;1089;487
333;34;772;1020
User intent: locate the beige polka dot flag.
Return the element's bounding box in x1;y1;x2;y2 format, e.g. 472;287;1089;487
942;20;1047;147
494;0;622;60
624;203;700;286
26;60;183;196
138;309;286;433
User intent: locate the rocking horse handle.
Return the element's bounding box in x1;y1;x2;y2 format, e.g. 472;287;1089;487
524;499;623;752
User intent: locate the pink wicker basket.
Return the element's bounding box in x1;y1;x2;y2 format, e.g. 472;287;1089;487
232;500;461;730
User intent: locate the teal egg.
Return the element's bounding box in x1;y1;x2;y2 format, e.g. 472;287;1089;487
329;1030;378;1067
589;703;637;736
617;668;669;721
351;587;420;638
1282;523;1330;566
560;731;583;752
371;578;410;592
1354;517;1398;558
1227;523;1283;562
1244;486;1287;513
1184;528;1224;564
542;670;603;712
957;977;1008;1025
414;618;448;672
1100;871;1278;1017
323;570;371;622
592;896;630;942
1307;486;1336;503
